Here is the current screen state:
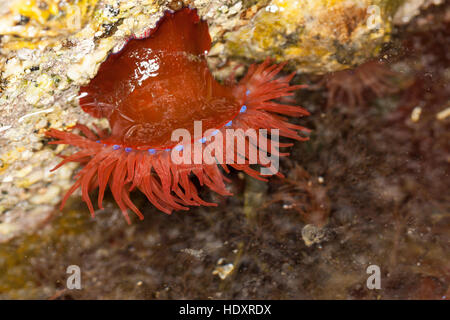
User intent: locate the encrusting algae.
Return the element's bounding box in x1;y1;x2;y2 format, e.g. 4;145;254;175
219;0;406;74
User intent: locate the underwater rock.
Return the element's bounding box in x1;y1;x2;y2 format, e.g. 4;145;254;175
393;0;444;24
0;0;99;40
213;0;406;74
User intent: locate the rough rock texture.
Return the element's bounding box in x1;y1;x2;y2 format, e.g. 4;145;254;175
393;0;444;24
215;0;404;74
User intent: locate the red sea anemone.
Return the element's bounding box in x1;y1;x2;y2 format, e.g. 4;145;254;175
321;60;398;108
46;8;310;223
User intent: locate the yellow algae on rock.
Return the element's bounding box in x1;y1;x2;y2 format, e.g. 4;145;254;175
220;0;405;74
0;0;98;39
